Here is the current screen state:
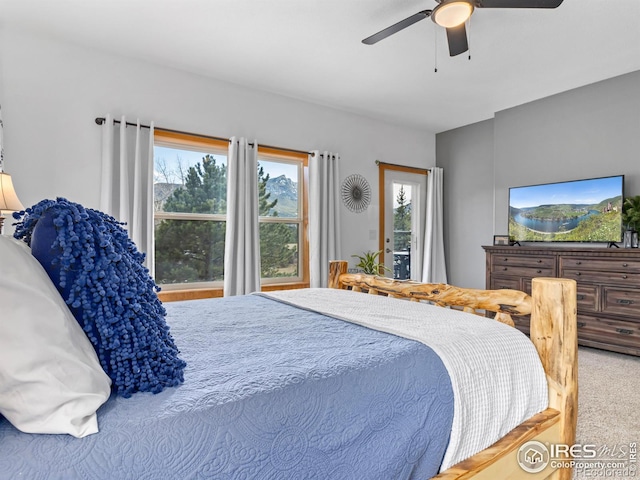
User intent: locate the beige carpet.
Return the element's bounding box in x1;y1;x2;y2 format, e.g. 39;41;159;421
576;346;640;443
573;346;640;479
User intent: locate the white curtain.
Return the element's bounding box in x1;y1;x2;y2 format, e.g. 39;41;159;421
422;167;447;283
224;137;260;296
100;114;155;276
308;151;341;288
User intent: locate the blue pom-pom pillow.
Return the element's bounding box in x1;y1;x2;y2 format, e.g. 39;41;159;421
14;198;186;398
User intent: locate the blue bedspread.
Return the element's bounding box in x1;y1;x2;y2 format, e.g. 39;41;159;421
0;294;454;479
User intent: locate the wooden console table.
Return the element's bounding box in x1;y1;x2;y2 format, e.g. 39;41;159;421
483;245;640;356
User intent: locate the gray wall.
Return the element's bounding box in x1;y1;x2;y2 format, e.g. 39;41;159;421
437;70;640;289
437;119;495;289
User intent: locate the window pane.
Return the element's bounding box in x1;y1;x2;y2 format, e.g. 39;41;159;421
259;160;298;218
260;223;298;278
393;183;412;280
154;219;225;284
154;145;227;214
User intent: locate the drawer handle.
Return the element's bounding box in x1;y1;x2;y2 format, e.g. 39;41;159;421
537;259;542;263
503;258;508;262
576;261;582;265
616;328;633;335
576;294;585;300
575;272;581;276
622;275;628;279
623;263;628;267
617;299;634;305
499;286;510;290
503;267;508;271
536;269;542;274
577;322;586;328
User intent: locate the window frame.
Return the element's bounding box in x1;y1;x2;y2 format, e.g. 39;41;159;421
153;130;309;301
256;146;309;286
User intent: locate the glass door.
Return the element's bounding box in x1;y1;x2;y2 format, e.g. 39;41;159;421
380;167;427;281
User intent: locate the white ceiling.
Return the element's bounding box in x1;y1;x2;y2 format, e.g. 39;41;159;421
1;0;639;133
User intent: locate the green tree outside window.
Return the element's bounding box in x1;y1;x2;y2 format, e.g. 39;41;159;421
154;154;299;284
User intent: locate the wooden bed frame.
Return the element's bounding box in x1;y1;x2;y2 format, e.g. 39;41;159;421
328;260;578;480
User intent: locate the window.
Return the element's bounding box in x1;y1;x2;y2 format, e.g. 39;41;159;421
393;183;413;279
257;149;306;283
153;130;308;291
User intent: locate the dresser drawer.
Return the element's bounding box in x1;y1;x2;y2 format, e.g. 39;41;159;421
577;315;640;349
492;255;555;269
512;315;530;335
560;256;640;273
490;276;521;291
602;287;640;316
492;265;555;278
576;284;599;312
562;269;640;287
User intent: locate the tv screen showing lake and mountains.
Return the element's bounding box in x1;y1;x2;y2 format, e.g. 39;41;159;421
508;176;624;243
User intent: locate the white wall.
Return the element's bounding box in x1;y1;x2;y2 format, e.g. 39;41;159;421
0;26;435;264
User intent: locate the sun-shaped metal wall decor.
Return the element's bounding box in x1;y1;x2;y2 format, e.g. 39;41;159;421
341;174;371;213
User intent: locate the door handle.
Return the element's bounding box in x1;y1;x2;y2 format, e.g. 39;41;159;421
386;248;392;253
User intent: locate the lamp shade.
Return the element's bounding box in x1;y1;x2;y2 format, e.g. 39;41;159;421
432;0;474;28
0;172;24;213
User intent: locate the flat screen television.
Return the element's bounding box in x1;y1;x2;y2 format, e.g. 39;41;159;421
508;175;624;243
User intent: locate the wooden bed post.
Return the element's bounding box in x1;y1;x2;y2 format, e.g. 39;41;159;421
530;277;578;480
329;261;348;289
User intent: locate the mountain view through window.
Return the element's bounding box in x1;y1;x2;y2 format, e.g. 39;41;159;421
153;143;303;286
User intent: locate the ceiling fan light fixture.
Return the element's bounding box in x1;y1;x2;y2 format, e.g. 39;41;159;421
432;0;474;28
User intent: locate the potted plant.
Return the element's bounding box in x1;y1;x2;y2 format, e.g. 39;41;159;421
352;250;391;275
622;195;640;247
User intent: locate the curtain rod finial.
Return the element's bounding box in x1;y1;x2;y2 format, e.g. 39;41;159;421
95;117;105;125
375;160;380;165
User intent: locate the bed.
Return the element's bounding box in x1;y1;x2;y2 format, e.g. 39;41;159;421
327;261;578;480
0;250;577;479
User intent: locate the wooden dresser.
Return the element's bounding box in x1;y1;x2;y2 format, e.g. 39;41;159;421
483;245;640;356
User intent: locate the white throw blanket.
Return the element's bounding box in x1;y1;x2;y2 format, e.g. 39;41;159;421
260;288;548;471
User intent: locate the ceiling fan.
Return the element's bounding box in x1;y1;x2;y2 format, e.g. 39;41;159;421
362;0;564;57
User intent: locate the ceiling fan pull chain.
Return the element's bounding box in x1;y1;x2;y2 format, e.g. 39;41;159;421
434;27;438;73
467;17;471;61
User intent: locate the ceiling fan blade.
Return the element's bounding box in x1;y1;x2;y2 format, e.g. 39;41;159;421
476;0;563;8
446;24;468;56
362;10;431;45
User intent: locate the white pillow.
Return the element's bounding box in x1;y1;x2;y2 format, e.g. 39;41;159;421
0;235;111;438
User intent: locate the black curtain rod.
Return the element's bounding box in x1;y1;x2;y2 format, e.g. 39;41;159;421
95;117;314;157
